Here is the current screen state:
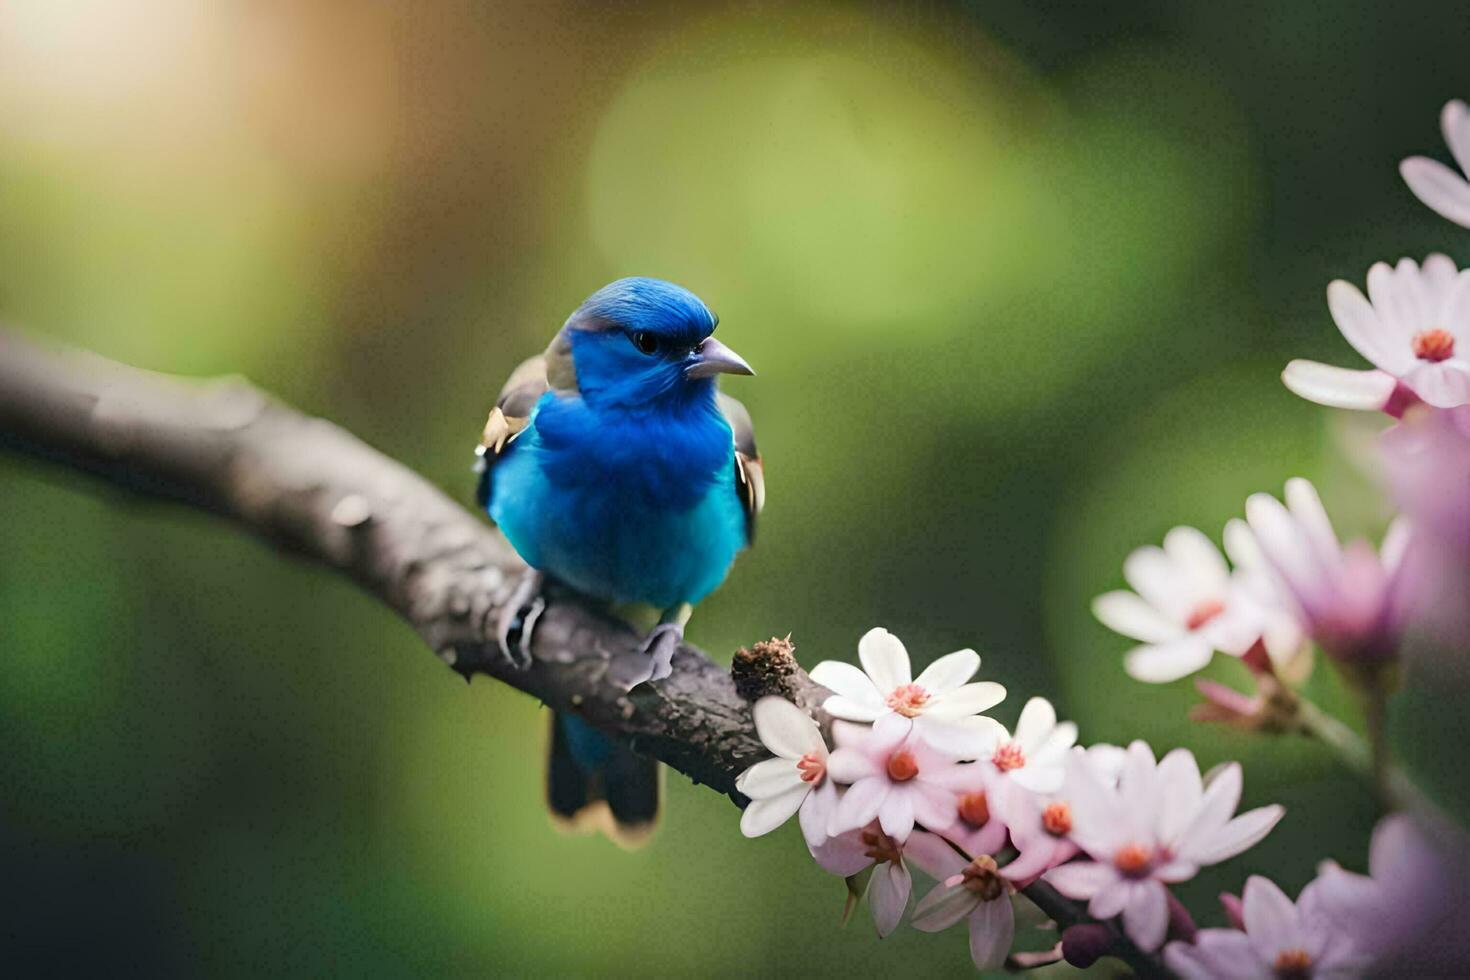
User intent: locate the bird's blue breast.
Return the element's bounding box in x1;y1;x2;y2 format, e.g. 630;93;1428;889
488;390;747;609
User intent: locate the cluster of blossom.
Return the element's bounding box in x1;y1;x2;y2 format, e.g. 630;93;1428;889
731;98;1470;976
736;628;1283;970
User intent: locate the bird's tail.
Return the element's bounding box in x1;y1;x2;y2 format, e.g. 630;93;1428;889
546;712;661;849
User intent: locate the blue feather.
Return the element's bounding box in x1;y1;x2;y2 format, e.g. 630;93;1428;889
487;278;749;610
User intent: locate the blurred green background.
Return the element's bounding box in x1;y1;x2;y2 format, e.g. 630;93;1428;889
2;1;1467;976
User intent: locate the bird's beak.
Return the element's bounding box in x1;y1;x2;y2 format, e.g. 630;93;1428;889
685;337;755;379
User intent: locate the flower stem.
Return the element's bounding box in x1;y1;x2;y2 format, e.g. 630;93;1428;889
1294;696;1432;816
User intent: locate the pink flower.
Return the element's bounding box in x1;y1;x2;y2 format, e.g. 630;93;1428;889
1245;479;1412;665
810;826;958;938
1094;526;1268;683
1283;255;1470;411
1045;742;1284;951
1312;814;1470;974
1401;99;1470;229
826;719;967;842
810;627;1006;755
1381;406;1470;662
735;697;839;848
910;841;1018;972
1165;876;1366;980
1001;745;1121;883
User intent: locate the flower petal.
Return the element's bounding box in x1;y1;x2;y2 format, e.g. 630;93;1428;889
859;627;912;691
1013;697;1056;750
1124;636;1214;683
1045;860;1113;899
967;896;1015;972
926;681;1006;720
1327;278;1411;374
739;786;807;837
1242;875;1302;961
913;648;980;693
911;881;978;932
878;786;916;841
1093;590;1182;643
809;831;873;877
752;696;823;759
868;860;911;937
1404;360;1470;409
916;716;1005;759
904;828;968;880
1166;930;1268;980
1154;748;1204;847
1163;525;1229;592
831;776;888;835
1175;762;1241;850
1281;359;1397;411
1402;156;1470;229
911;780;959;833
821;695;885;723
1090;878;1132;920
1186;805;1284;865
799;778;839;848
826;747;879;785
736;757;804;799
1124;545;1190;620
1123;879;1169;951
810;660;884;709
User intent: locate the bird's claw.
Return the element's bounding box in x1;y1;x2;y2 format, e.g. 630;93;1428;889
495;569;544;670
608;622;682;691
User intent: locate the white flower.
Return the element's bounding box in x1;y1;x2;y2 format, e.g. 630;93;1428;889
944;697;1078;824
1245;479;1412;665
1401;99;1470;228
1094;526;1265;683
1165;876;1366;980
826;720;968;842
1045;742;1285;951
810;627;1005;755
910;845;1018;972
1283;255;1470;411
735;697;839;848
1221;518;1312;680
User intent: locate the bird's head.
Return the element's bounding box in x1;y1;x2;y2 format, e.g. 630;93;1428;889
544;277;753;410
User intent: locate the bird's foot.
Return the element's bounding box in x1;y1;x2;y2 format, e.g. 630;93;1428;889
608;622;683;691
494;568;545;670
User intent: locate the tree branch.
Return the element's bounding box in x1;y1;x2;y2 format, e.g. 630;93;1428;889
0;329;1165;976
0;328;825;796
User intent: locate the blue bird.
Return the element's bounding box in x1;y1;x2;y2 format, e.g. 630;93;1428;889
473;277;763;844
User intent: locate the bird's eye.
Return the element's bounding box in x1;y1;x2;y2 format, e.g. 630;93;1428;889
632;330;659;355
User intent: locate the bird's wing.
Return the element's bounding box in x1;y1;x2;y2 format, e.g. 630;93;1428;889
717;391;765;546
475;354;550;511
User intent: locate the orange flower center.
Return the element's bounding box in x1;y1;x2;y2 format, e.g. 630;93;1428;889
1042;801;1073;836
992;741;1026;772
960;855;1005;900
1412;327;1455;362
886;749;920;782
861;828;902;865
958;791;991;827
885;683;931;718
1273;948;1313;980
1186;598;1226;631
796;752;825;784
1113;842;1153;878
